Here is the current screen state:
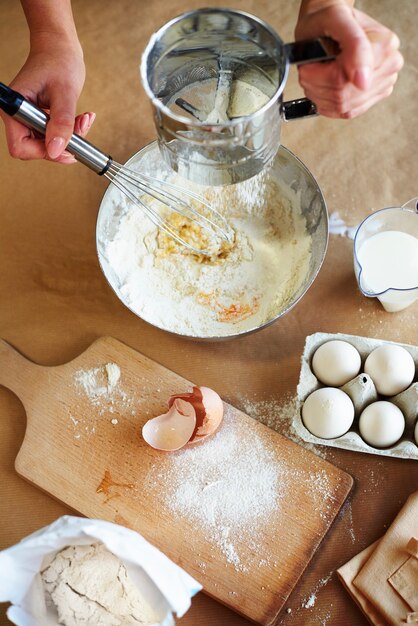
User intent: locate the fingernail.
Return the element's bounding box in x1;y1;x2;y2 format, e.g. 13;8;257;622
80;113;90;133
59;155;77;165
88;112;96;128
354;67;371;90
47;137;65;159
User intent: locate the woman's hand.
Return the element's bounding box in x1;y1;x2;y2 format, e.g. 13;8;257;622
1;33;94;164
295;2;404;118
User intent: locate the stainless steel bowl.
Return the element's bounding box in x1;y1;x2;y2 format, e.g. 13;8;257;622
96;141;328;340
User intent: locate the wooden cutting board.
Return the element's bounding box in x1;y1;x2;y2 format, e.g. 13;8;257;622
0;337;353;625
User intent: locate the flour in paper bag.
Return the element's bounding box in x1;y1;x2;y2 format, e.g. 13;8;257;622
41;543;160;626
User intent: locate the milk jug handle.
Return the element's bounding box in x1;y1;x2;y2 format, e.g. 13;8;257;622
401;197;418;213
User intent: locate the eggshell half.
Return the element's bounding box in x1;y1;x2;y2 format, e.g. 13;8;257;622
142;398;196;451
195;386;224;436
169;385;224;442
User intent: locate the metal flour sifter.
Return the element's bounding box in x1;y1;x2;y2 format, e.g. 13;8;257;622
141;7;339;185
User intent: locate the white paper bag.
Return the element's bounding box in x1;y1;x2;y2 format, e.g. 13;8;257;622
0;515;202;626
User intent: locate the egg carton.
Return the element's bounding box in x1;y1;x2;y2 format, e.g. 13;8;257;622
294;332;418;460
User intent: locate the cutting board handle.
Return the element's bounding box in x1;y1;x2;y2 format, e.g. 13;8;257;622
0;339;42;402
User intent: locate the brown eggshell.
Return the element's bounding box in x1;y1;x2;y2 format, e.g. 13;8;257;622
169;386;224;443
192;386;224;437
142;398;196;451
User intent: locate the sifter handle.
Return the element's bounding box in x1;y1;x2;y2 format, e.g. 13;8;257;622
281;37;340;121
284;37;340;65
0;82;112;175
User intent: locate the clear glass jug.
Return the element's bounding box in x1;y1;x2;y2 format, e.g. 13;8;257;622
354;198;418;312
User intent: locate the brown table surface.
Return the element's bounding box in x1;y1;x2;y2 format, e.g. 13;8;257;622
0;1;417;625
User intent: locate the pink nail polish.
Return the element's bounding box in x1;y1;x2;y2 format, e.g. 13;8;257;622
60;156;77;165
80;113;89;133
47;137;65;159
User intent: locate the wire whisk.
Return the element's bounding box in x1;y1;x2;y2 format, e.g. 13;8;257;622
105;162;232;255
0;82;233;255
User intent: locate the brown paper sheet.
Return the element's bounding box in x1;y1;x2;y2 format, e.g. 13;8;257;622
337;540;389;626
353;492;418;626
338;495;418;626
388;557;418;612
0;1;418;625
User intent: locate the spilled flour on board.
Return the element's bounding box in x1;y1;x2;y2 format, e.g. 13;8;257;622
240;396;335;523
143;407;341;573
240;394;362;543
145;413;280;572
68;362;134;439
74;363;122;404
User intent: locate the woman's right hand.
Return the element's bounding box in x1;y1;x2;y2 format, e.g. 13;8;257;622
1;33;94;164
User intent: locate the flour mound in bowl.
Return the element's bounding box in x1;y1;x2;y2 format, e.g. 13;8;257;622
98;150;312;338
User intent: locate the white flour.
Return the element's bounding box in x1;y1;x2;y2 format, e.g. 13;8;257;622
204;78;270;123
74;363;121;402
70;363;133;438
41;543;160;626
98;151;312;338
174;76;270;123
73;362;131;417
145;412;280;571
301;573;332;610
328;212;357;239
142;407;340;572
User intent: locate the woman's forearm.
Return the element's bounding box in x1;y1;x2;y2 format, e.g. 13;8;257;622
298;0;355;19
20;0;80;49
0;0;89;162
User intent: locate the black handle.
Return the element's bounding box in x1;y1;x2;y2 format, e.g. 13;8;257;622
0;82;23;116
284;37;340;65
282;98;318;121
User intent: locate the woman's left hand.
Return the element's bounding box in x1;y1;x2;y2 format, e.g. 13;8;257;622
295;3;404;119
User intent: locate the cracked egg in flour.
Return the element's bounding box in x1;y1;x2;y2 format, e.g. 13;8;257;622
97;142;328;339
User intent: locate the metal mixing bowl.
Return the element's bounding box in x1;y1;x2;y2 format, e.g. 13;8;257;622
96;141;328;340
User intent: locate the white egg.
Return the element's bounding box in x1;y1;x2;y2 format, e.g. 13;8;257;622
302;388;355;439
311;340;361;386
359;401;405;448
364;344;415;396
415;420;418;447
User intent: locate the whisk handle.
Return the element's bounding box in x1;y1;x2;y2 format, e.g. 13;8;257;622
0;82;111;175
